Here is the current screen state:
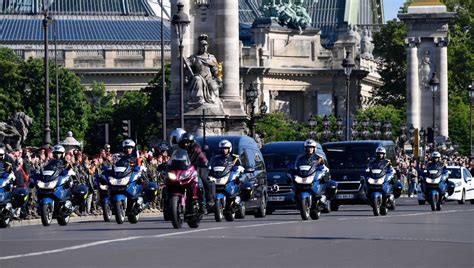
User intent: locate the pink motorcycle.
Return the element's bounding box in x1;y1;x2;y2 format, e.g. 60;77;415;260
165;149;203;229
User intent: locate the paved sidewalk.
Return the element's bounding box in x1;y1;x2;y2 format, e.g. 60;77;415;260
8;210;163;228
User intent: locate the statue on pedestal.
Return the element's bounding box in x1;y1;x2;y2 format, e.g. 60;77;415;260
185;34;223;108
261;0;312;34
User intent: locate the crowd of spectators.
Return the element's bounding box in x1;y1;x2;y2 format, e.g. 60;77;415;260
2;143;171;219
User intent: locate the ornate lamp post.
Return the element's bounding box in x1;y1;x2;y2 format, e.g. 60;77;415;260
342;51;356;141
322;115;331;141
308;114;317;139
469;80;474;157
336;117;344;141
419;127;426;161
42;0;54;147
383;121;392;140
172;2;190;129
362;118;370;140
351;118;359;140
246;83;258;138
373;120;382;140
429;72;440;132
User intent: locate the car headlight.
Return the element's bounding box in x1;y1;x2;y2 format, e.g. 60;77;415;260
37;179;58;189
367;178;384;185
294;175;313;184
215;174;230;186
454;181;462;187
109;176;130;186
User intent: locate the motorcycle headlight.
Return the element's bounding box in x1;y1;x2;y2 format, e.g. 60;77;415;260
37;179;58;189
368;178;384;185
294;175;313;184
215;174;230;186
167;172;177;181
109;176;130;186
425;177;441;184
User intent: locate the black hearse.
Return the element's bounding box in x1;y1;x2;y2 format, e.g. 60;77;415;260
260;141;326;213
196;136;268;218
322;140;396;211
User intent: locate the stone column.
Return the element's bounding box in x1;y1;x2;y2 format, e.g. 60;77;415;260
216;1;244;115
406;38;421;129
437;38;449;137
269;90;279;113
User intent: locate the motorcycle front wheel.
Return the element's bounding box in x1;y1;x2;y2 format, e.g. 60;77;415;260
300;197;310;220
214;199;224;222
57;213;70;226
115;201;126;224
372;197;380;216
127;202;140;224
235;202;246;219
102;204;112;222
171;195;183;229
430;195;437;211
40;204;53;226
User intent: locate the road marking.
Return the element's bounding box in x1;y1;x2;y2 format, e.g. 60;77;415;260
234;221;299;229
0;227;227;261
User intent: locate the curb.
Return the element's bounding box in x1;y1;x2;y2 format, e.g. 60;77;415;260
8;211;163;228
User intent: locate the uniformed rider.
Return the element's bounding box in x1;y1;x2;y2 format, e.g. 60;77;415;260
367;146;395;181
211;139;242;169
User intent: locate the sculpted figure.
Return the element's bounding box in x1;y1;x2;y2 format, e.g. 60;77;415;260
185;34;222;106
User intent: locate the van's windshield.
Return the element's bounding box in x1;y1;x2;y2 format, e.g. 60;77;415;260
263;153;298;172
325;144;377;169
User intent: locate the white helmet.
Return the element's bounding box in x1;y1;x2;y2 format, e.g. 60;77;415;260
52;145;65;154
219;139;232;153
122;139;136;148
431;151;441;158
170;128;186;145
304;139;317;148
375;146;386;154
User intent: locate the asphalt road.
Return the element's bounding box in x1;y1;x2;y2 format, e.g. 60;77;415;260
0;198;472;268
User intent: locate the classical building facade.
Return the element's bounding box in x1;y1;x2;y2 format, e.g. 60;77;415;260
0;0;171;93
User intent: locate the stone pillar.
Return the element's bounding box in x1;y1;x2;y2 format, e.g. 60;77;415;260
64;49;75;68
216;1;244;115
437;38;449;137
143;47;155;68
406;38;421;129
269;90;279;113
104;49;115;68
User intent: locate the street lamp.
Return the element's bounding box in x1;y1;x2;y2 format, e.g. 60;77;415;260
342;51;355;141
308;114;317;139
172;2;190;129
383;121;392;140
321;115;331;141
469;80;474;157
336;117;344;141
351;118;359;140
429;72;440;131
373;120;382;140
362;118;370;139
42;0;54;147
246;83;258;138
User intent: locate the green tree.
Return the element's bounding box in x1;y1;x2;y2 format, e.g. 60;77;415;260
372;20;407;107
256;112;308;142
354;105;405;139
0;48;25;121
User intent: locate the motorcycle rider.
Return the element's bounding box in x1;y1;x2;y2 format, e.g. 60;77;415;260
169;128;186;154
421;151;449;195
119;139;141;167
294;139;328;173
210;140;242;169
178;133;214;208
367;147;395;180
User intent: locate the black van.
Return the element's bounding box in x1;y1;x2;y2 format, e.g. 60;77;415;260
196;136;268;218
260;141;326;213
322;140;396;211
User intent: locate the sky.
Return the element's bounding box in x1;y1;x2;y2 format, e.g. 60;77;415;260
384;0;406;22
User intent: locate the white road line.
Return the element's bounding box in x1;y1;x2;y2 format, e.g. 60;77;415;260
0;227;227;261
234;221;299;229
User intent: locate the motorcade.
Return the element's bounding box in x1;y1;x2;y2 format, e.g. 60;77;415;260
98;158;157;224
322;140;401;211
33;160;75;226
418;166;472;205
196;136;267;218
260;141;327;214
164;149;204;229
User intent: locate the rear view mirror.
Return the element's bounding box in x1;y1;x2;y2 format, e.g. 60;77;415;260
245;167;255;173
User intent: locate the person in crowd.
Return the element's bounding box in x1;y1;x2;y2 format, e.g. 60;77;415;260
407;160;418;197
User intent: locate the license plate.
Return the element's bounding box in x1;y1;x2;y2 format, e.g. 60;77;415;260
336;194;355;199
268;196;285;202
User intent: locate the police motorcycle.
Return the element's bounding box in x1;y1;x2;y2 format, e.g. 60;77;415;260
420;156;453;211
289;156;333;221
364;162;401;216
0;163;16;227
164;149;204;229
33;160;75;226
208;157;244;222
98;158;157;224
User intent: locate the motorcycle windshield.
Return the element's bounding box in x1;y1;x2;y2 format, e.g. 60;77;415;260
113;158;132;178
426;164;442;178
294;158;317;177
368;162;387;179
209;156;232;178
169;149;191;170
41;160;62;182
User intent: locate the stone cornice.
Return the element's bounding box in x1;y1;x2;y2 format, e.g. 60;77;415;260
240;67;369;79
71;68;157;76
